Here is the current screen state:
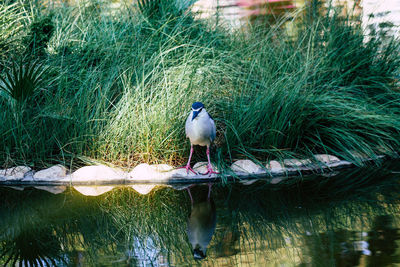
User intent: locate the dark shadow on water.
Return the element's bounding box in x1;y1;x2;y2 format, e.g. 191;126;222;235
0;161;400;266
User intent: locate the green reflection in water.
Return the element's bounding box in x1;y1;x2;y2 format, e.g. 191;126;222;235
1;161;400;266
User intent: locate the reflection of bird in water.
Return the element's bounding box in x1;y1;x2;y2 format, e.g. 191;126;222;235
187;184;217;260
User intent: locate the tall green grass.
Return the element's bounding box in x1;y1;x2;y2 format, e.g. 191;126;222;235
0;1;399;169
0;1;27;66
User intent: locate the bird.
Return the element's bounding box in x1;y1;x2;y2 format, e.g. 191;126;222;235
187;184;216;260
183;101;218;176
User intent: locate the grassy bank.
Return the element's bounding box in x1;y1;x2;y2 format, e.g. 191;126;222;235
0;1;399;170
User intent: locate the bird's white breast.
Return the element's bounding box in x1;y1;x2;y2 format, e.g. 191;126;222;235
185;109;215;146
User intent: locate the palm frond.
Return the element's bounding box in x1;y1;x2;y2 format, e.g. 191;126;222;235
0;58;50;103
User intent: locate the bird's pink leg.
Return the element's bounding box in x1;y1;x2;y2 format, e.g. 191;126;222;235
201;146;219;176
178;144;197;174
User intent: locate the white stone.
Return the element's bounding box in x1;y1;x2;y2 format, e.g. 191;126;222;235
21;170;35;181
313;154;340;164
74;186;115;196
270;178;283;184
33;165;67;181
327;160;353;168
8;186;25;191
131;184;156;195
170;167;197;177
170;184;192;190
71;165;126;182
129;164;174;181
321;172;339;178
151;164;174;172
34;186;67;194
283;158;312;167
192;162;219;176
231;160;265;174
266;160;284;173
0;166;31;180
240;179;258;185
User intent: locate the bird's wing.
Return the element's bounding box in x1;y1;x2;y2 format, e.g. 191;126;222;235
209;114;216;142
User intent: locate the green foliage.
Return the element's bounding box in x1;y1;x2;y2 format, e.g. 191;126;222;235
23;14;55;56
0;2;26;63
305;10;400;98
0;2;399;168
1;228;65;266
0;58;50;103
137;0;183;22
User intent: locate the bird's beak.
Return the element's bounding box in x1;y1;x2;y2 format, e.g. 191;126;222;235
192;110;200;121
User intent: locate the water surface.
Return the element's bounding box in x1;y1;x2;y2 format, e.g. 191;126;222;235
1;162;400;266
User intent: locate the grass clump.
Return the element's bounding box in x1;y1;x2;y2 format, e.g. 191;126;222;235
0;1;27;67
23;13;55;56
0;1;399;169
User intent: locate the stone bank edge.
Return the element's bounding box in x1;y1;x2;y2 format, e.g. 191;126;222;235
0;154;389;185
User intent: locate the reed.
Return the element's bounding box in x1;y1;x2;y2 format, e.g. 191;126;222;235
0;1;399;169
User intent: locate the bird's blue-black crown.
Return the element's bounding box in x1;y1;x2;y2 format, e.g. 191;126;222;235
192;102;204;110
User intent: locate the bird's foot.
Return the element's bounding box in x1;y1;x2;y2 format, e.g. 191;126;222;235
200;164;219;177
178;165;197;175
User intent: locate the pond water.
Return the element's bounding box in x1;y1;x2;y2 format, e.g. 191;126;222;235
1;161;400;266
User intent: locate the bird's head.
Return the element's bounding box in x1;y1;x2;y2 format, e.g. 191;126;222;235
192;244;207;260
191;102;204;121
